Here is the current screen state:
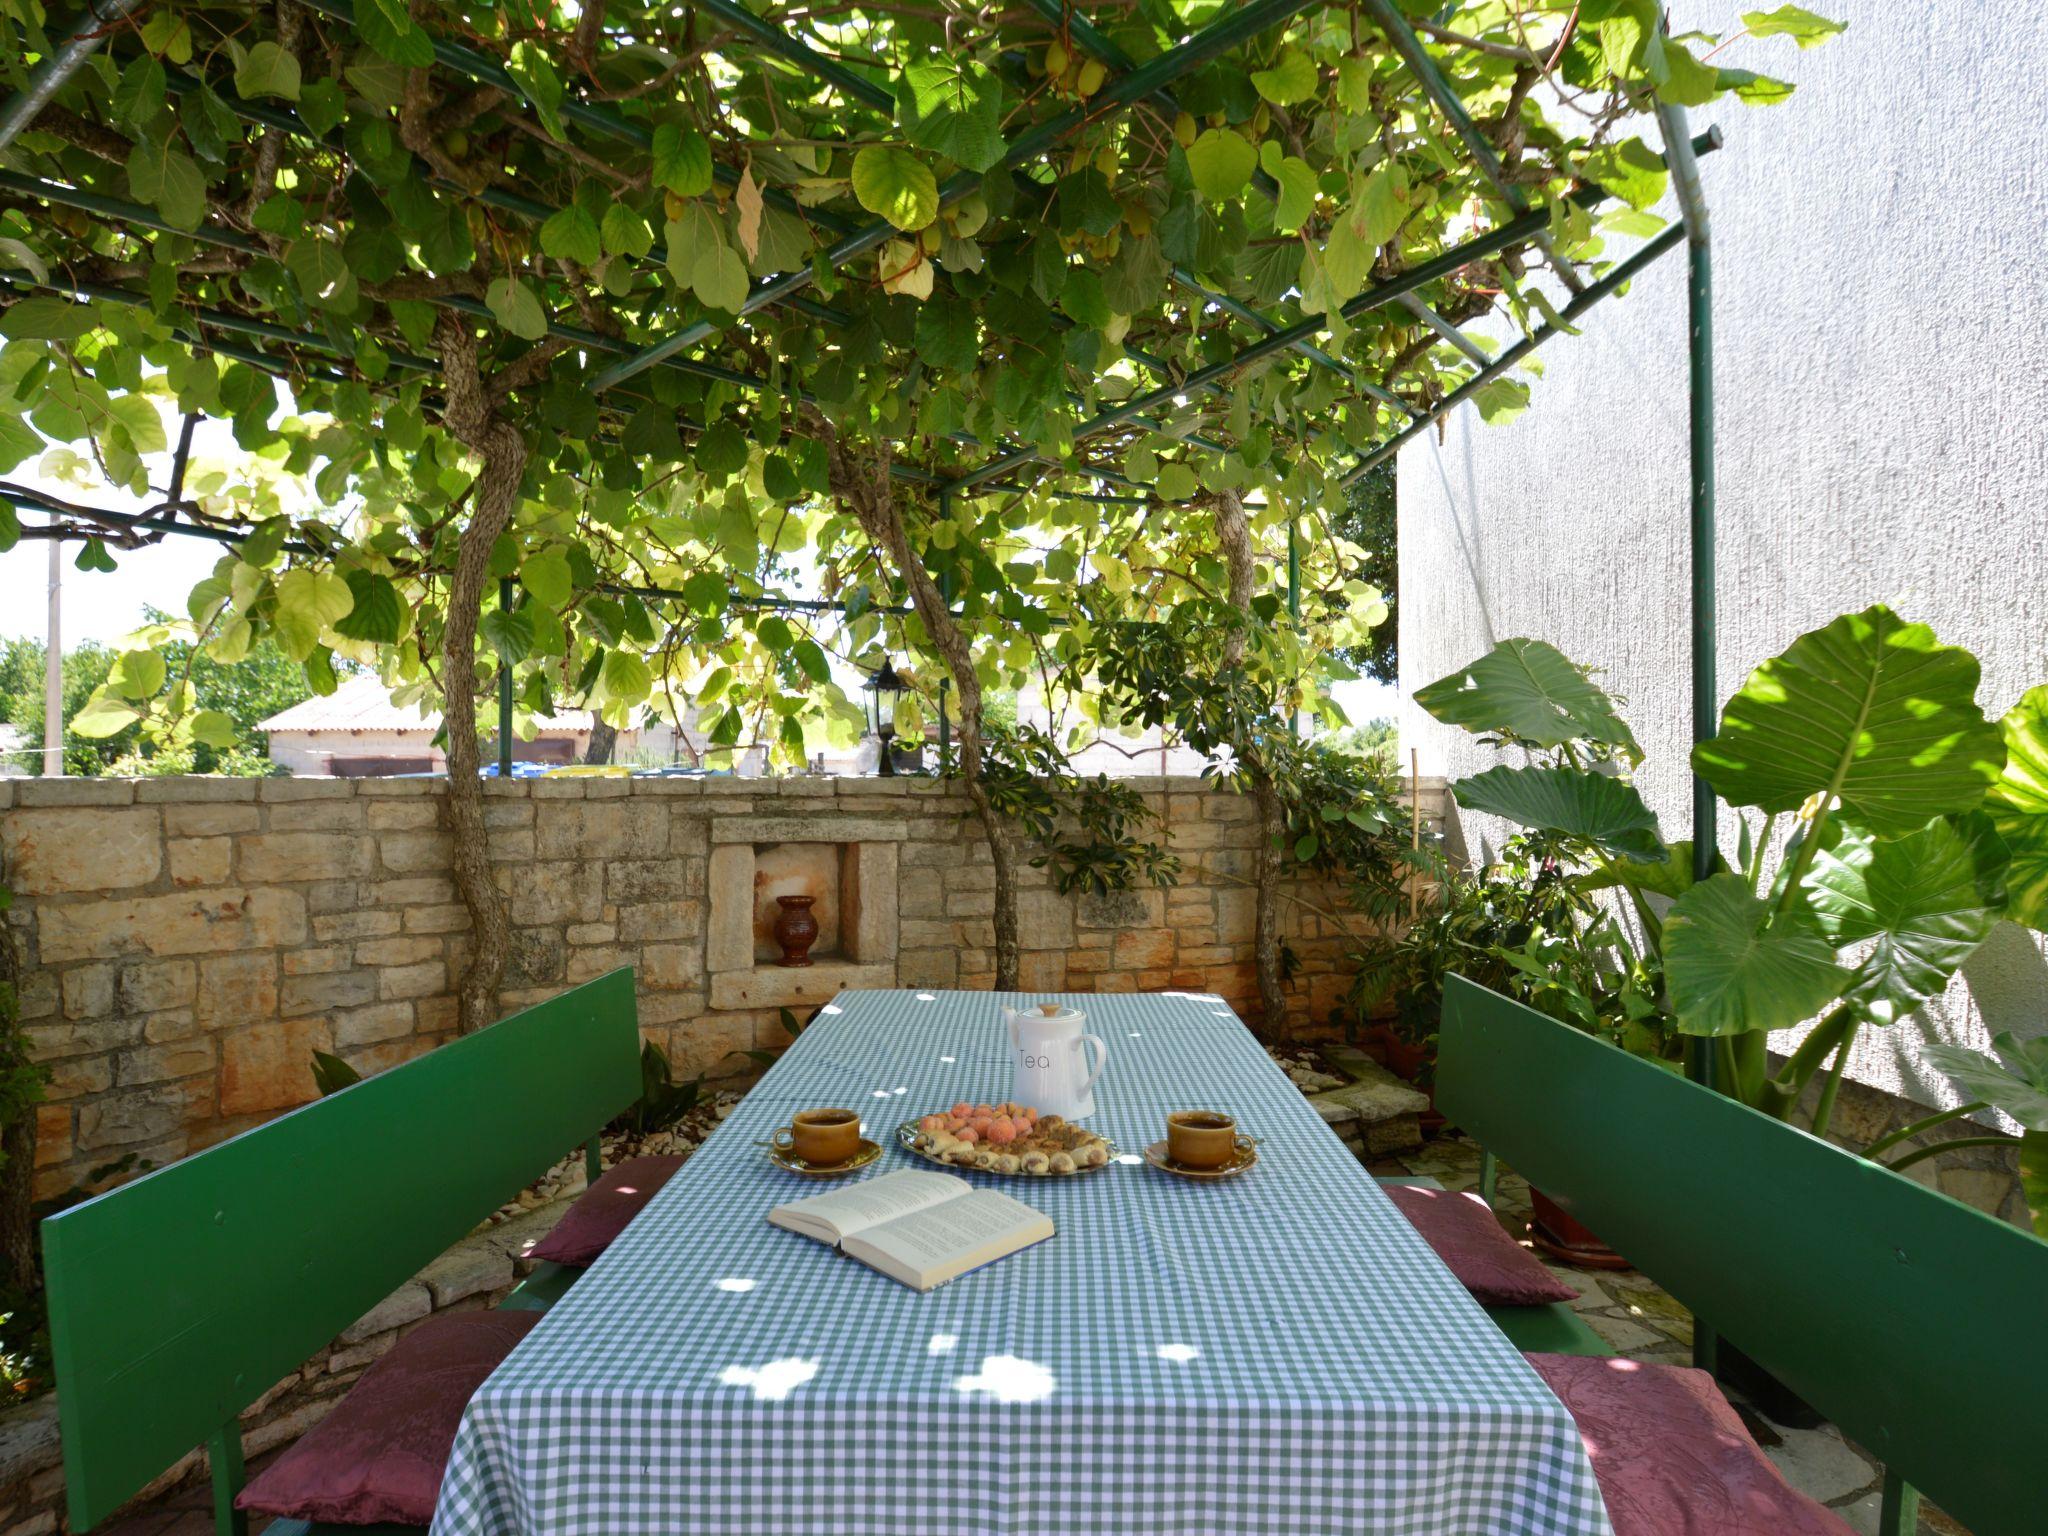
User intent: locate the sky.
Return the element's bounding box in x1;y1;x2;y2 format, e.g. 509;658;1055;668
2;407;242;648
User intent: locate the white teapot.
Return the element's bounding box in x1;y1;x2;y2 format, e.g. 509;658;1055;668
1004;1002;1108;1121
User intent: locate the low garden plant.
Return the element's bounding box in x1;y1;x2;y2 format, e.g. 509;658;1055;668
1414;608;2048;1229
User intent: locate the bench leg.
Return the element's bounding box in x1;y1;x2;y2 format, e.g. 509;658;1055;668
586;1137;603;1185
208;1423;249;1536
1478;1148;1498;1206
1878;1469;1918;1536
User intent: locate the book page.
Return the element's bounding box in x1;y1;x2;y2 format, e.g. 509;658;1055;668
767;1170;967;1245
843;1190;1054;1292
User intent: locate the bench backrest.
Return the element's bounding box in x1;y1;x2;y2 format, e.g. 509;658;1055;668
1439;975;2048;1536
42;968;640;1531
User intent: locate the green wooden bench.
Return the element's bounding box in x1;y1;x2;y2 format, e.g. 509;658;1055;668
42;968;641;1536
1440;974;2048;1536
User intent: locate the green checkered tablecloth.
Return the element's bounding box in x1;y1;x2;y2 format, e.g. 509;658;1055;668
431;989;1613;1536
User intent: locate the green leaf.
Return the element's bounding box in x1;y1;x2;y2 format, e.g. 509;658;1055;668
235;40;302;101
272;568;355;660
1666;873;1852;1038
695;418;749;479
357;0;434;67
852;146;940;232
1250;49;1317;106
651;125;714;197
70;689;143;738
189;709;238;749
1450;764;1667;861
479;605;533;664
791;639;831;685
105;395;167;455
602;649;653;705
600;203;654;259
1185;129;1256;201
1473;377;1529;425
914;303;978;370
1694;605;2006;838
1921;1032;2048;1133
519;548;573;609
486;276;548;340
107;648;166;700
1416;637;1641;759
1262;147;1318;234
333;568;403;643
2023;1131;2048;1240
506;40;565;141
1;296;94;340
75;537;117;573
127;138;206;230
539;205;602;266
1986;685;2048;931
1577;841;1709;900
1802;818;2005;1027
1741;6;1847;47
112;55;167;125
897;59;1006;173
0;502;17;553
1154;462;1198;501
694;240;751;314
287;240;358;311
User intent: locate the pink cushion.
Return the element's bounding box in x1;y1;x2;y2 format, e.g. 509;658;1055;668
1527;1353;1856;1536
238;1310;540;1527
1386;1185;1577;1305
528;1154;685;1267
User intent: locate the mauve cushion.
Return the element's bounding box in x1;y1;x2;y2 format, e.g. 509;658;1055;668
237;1310;540;1527
1385;1184;1577;1305
1527;1352;1856;1536
528;1154;685;1267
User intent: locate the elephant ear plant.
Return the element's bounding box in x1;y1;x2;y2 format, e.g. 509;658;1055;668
1417;606;2048;1144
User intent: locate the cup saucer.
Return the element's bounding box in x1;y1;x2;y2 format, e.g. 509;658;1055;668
765;1139;883;1178
1143;1139;1258;1180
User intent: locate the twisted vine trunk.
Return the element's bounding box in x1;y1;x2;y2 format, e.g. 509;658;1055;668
1214;491;1289;1032
436;314;527;1032
820;425;1020;988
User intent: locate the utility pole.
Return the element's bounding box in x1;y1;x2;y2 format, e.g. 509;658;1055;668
42;517;63;777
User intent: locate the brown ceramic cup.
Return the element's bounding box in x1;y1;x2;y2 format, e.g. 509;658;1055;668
774;1107;862;1166
1166;1110;1244;1170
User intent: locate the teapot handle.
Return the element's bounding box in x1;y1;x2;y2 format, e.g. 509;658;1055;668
1076;1034;1108;1094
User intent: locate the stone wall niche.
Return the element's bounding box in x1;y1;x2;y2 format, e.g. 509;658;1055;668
706;814;904;1010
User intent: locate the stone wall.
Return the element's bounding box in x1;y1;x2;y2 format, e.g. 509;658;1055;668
0;773;1445;1201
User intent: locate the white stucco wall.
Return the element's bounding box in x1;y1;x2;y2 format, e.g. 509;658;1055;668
1397;0;2048;1111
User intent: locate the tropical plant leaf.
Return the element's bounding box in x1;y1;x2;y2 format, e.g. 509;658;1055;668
1921;1032;2048;1132
1450;764;1666;861
1985;685;2048;930
2022;1131;2048;1239
1801;817;2005;1027
1576;840;1711;899
1694;605;2006;837
1415;638;1641;758
1665;873;1851;1037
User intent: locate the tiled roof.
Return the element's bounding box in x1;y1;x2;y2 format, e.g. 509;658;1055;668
258;676;595;733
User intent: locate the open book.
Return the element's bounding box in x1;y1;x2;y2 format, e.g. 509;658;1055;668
768;1169;1054;1292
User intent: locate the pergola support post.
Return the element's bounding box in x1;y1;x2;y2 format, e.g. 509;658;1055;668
1657;100;1720;1376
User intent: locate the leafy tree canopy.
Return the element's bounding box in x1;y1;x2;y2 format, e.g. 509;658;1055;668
0;0;1827;759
